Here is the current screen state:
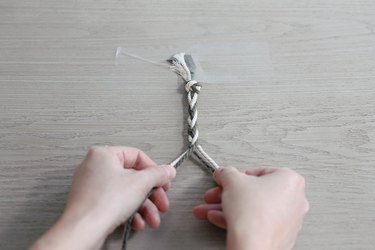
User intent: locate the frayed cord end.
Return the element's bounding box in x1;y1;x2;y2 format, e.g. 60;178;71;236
168;52;196;81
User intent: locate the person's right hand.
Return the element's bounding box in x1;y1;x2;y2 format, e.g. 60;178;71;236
194;167;309;250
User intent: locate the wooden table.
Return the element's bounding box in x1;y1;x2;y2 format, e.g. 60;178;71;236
1;1;375;249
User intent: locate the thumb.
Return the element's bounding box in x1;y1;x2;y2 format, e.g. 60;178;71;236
213;166;240;187
138;165;176;190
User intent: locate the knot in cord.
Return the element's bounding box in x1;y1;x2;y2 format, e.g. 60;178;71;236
185;80;201;93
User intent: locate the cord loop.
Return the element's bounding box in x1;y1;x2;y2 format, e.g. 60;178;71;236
185;80;201;93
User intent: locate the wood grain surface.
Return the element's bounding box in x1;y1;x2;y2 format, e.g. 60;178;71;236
1;0;375;249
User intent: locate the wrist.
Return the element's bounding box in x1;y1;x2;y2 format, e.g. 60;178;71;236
227;221;274;250
31;209;111;250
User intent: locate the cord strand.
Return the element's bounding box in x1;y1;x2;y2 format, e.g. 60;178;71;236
121;53;220;250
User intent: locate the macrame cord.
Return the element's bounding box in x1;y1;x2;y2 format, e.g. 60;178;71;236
121;53;220;250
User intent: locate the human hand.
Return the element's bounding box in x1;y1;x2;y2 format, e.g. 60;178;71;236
194;167;309;250
66;146;176;231
30;146;175;250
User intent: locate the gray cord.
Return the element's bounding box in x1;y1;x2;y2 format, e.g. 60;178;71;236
121;53;220;250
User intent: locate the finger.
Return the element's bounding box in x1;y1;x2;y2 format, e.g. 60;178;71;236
139;165;176;191
131;213;145;231
203;187;222;204
207;210;227;229
107;146;157;170
162;181;171;191
242;167;277;177
213;167;240;186
85;146;112;163
193;204;222;220
149;187;170;212
139;199;161;228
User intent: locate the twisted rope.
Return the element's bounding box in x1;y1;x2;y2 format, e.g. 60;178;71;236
169;53;220;172
121;53;220;250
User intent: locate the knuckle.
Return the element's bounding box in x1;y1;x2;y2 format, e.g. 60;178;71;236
222;166;237;173
85;146;113;165
279;167;294;175
128;146;144;154
87;146;105;157
131;147;150;162
219;167;237;179
284;168;304;183
137;149;148;160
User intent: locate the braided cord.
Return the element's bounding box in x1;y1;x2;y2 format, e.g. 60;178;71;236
121;53;220;250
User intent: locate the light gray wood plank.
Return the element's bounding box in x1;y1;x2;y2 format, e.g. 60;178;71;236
1;0;375;249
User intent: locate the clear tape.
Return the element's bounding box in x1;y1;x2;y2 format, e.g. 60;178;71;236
115;41;271;84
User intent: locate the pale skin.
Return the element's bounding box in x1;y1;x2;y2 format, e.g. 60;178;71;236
30;146;309;250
